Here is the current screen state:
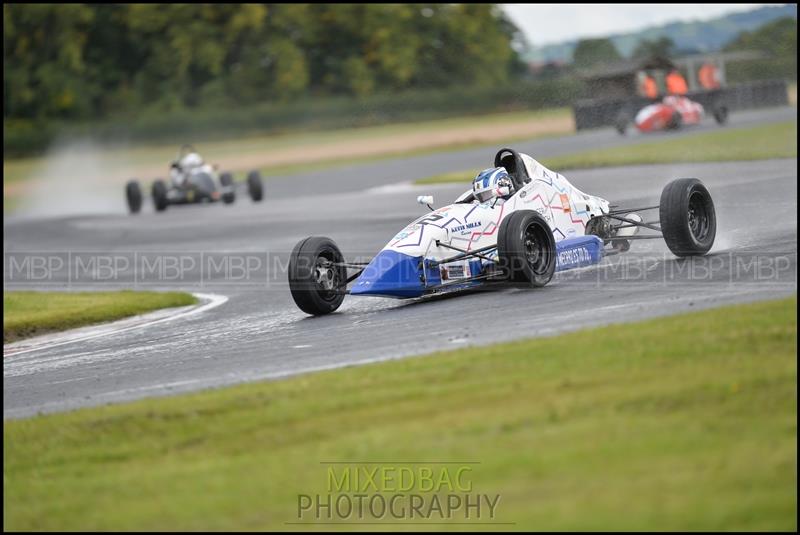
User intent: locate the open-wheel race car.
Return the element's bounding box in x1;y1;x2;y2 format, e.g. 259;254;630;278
615;95;728;135
125;145;264;213
288;148;717;316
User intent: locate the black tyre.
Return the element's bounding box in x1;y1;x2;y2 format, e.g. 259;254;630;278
220;172;235;204
152;179;168;212
126;179;142;214
614;112;628;136
712;104;728;125
496;210;556;286
668;110;683;129
247;170;264;202
288;237;347;316
659;178;716;257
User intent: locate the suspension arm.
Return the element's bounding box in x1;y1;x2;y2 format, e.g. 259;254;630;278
432;241;496;264
605;214;662;232
607;205;659;215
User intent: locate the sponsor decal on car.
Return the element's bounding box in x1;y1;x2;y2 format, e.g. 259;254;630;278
448;221;481;234
440;260;472;280
557;246;591;269
559;193;570;212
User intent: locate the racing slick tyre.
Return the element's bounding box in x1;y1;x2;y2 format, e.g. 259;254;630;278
247;170;264;202
152;179;169;212
220;172;236;204
497;210;556;287
668;110;683;130
289;236;347;316
712;104;729;125
614;112;628;136
659;178;716;257
125;179;142;214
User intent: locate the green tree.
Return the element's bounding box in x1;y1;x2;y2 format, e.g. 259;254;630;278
4;3;525;119
4;4;96;118
724;16;797;81
724;16;796;58
632;36;676;59
572;38;622;69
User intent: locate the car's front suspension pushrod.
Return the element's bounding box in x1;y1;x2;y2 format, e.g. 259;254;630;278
607;205;659;215
603;235;663;242
605;214;662;232
432;241;496;264
332;262;371;269
614;220;661;229
344;269;364;284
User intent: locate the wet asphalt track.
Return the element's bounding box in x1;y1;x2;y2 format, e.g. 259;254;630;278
4;107;797;418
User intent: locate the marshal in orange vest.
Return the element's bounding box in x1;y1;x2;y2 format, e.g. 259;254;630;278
666;69;688;95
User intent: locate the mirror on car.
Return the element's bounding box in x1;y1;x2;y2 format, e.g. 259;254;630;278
417;195;434;211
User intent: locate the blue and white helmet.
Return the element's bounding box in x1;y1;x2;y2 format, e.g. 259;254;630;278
473;167;514;203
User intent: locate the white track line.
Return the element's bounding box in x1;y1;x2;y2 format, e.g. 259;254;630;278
3;293;228;358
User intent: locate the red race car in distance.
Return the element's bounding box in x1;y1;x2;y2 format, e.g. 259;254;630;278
616;95;728;135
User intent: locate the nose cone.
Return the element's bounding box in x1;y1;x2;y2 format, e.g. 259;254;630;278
350;250;426;298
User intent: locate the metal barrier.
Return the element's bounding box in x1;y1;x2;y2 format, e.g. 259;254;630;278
573;79;790;130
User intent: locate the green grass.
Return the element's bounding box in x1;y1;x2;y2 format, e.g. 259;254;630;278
3;290;198;343
4;297;796;531
415;120;798;185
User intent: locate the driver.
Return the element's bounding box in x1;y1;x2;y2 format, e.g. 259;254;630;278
170;151;204;188
472;167;515;204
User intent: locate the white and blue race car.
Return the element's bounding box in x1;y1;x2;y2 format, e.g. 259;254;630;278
288;148;716;315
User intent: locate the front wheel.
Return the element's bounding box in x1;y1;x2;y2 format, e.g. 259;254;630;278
152;179;168;212
496;210;556;286
247;170;264;202
126;179;142;214
220;172;235;204
659;178;716;256
288;237;347;316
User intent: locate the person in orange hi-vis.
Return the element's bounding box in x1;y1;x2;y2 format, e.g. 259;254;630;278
698;62;721;90
640;71;659;100
665;68;688;95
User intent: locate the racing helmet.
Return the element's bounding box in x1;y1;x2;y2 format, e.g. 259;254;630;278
180;152;204;170
473;167;514;203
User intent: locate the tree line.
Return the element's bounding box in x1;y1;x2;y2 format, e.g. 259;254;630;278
4;3;526;121
569;16;796;77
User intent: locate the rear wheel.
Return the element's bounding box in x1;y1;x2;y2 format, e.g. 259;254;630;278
220;172;235;204
496;210;556;286
152;179;168;212
668;110;683;129
288;237;347;315
659;178;716;256
247;170;264;202
712;104;728;125
126;180;142;214
614;111;628;136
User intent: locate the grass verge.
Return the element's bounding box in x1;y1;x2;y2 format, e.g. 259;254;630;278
4;297;796;531
3;290;198;343
415;119;797;185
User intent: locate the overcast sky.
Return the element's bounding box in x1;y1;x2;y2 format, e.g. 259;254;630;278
500;4;777;46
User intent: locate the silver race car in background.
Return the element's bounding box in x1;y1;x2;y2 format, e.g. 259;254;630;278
125;144;264;213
